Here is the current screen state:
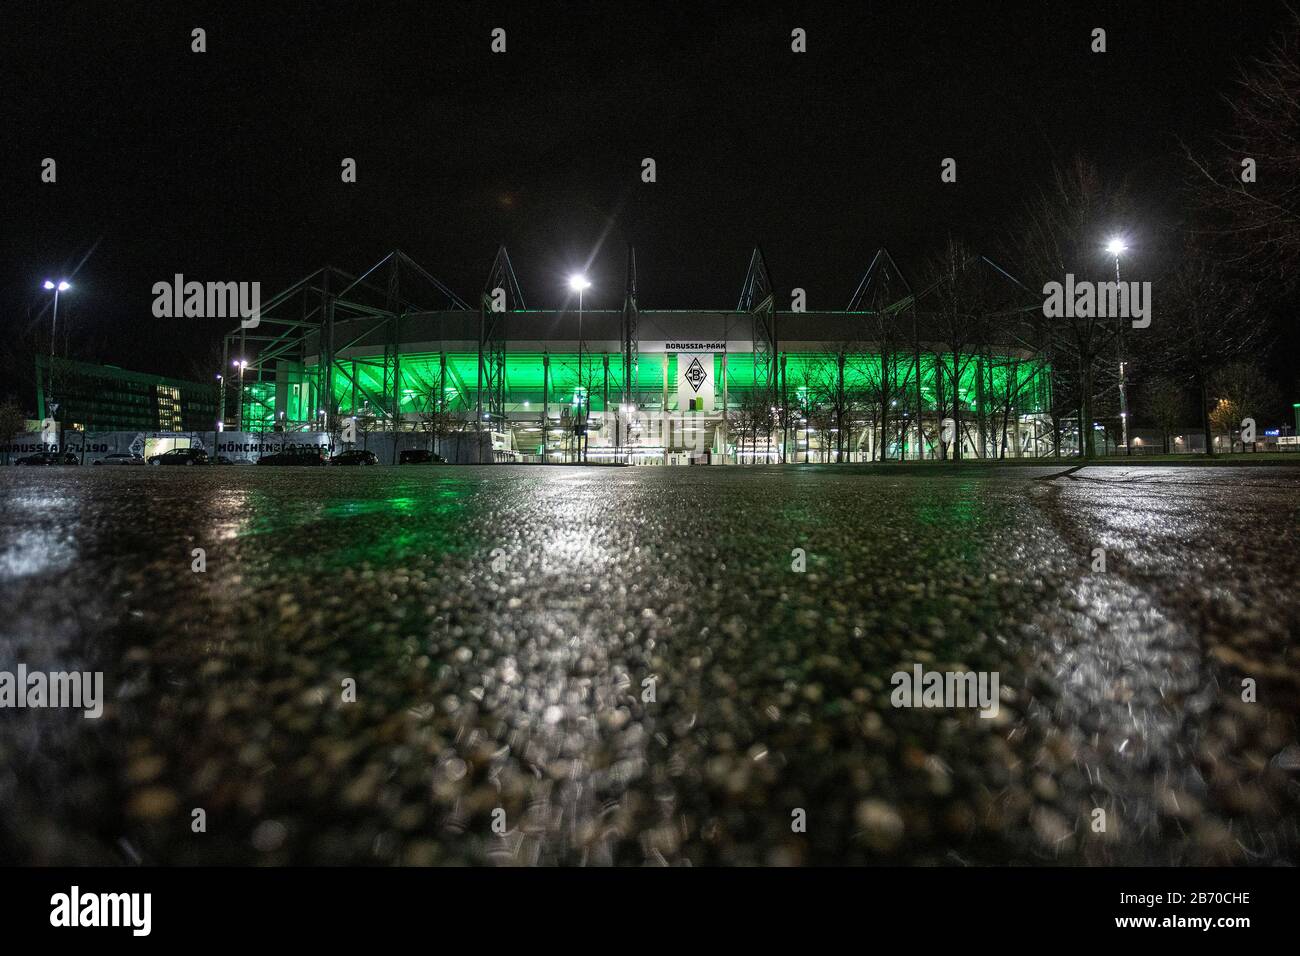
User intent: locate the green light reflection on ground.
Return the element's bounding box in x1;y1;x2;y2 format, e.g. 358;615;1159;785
234;477;480;573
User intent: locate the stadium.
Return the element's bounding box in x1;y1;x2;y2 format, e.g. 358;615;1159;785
219;247;1063;464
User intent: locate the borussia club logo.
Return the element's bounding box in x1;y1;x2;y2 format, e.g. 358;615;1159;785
684;357;707;392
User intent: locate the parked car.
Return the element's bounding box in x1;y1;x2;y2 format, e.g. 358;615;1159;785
15;451;79;466
329;450;379;466
148;448;210;466
399;449;447;464
94;453;146;466
256;450;327;466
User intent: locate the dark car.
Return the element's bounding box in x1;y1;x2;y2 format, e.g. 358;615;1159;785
256;449;327;466
329;449;379;466
15;451;79;466
148;448;210;466
93;453;146;466
398;449;446;465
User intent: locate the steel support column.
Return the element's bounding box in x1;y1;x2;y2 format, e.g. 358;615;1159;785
738;247;777;415
478;246;523;450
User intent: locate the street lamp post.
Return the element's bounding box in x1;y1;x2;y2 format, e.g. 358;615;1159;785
41;280;70;419
1106;239;1131;457
569;274;591;463
233;359;248;431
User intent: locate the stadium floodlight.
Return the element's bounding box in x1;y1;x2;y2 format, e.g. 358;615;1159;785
568;274;591;292
1105;238;1127;256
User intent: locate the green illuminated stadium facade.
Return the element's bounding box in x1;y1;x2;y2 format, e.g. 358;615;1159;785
222;249;1058;462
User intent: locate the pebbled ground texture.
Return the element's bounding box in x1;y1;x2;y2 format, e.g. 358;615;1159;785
0;464;1296;865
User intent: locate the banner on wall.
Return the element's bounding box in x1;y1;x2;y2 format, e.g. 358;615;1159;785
213;432;332;462
3;430;490;464
0;431;213;463
674;353;715;412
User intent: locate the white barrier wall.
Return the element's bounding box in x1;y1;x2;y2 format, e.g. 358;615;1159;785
2;430;490;464
213;431;490;463
213;433;331;462
1;431;196;464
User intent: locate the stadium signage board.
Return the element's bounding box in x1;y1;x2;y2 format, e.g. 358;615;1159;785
662;341;726;353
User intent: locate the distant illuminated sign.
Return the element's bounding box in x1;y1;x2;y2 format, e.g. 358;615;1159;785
664;341;726;353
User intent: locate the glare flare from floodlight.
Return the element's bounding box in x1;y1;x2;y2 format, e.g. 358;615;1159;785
568;274;591;292
1106;238;1127;256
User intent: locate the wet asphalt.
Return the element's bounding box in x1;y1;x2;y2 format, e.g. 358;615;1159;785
0;463;1297;865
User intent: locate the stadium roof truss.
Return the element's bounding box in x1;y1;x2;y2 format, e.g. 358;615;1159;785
221;250;470;430
221;245;1047;439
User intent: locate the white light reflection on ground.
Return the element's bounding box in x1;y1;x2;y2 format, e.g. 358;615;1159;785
0;494;78;579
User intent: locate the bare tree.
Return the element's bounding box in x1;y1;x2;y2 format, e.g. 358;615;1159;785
725;389;775;463
843;370;883;462
851;255;918;462
416;391;466;455
1151;245;1263;455
1146;376;1187;454
838;346;914;461
846;357;886;461
1013;158;1131;458
808;347;854;462
789;364;823;462
1186;9;1300;287
1210;361;1283;452
918;237;1010;460
982;352;1047;458
806;401;835;462
0;401;25;465
355;409;379;450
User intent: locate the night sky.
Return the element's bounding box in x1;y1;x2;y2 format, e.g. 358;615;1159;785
3;1;1291;399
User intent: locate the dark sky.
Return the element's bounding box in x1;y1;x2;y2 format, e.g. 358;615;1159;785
2;1;1291;393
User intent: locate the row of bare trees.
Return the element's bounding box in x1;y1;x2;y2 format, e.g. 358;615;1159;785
1154;9;1300;453
329;389;470;453
725;330;1054;464
793;0;1300;463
